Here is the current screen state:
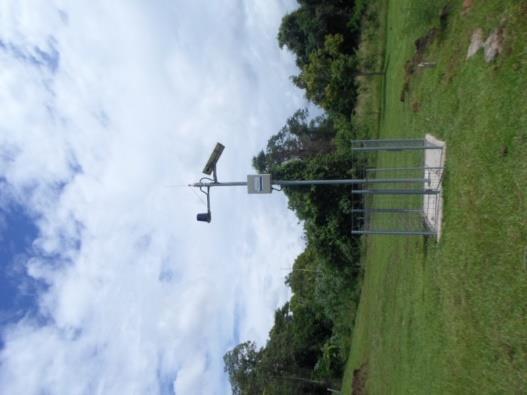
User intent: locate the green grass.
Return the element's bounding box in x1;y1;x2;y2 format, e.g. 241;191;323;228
342;0;527;393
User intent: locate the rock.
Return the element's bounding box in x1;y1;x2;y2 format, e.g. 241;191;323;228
484;28;504;62
467;28;484;59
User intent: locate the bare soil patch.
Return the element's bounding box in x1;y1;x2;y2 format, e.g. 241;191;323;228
462;0;475;15
351;363;368;395
401;28;437;102
400;5;452;102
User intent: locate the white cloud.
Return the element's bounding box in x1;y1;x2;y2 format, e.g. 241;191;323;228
0;1;305;394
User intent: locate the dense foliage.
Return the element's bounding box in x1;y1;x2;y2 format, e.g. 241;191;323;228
224;0;374;393
278;0;369;118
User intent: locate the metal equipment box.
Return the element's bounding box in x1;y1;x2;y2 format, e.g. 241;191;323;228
247;174;272;194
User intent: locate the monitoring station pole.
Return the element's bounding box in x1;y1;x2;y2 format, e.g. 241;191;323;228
191;143;434;223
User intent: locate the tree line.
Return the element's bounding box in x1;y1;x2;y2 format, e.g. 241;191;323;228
225;0;372;393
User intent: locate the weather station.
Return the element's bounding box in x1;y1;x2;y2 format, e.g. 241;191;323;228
190;142;435;223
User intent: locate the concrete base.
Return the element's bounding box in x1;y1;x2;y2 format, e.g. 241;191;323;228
424;134;446;240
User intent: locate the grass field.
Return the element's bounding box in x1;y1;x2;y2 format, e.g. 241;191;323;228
342;0;527;393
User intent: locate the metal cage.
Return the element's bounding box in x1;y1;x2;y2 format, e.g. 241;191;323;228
350;136;446;238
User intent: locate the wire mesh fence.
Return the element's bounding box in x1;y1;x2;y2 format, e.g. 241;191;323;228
351;136;446;238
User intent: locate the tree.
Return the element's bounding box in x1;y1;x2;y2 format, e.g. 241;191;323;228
272;152;363;268
252;109;335;173
258;303;330;395
278;1;360;68
223;341;263;395
295;34;358;114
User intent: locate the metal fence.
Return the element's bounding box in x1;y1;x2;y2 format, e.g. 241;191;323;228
351;137;446;238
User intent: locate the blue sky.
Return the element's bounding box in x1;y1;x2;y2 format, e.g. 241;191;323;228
0;196;39;330
0;1;306;394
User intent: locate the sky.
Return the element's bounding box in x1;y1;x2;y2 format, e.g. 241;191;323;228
0;1;307;394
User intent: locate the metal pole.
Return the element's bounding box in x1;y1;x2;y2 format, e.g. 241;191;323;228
351;138;426;143
351;230;437;236
191;178;430;188
190;181;248;188
351;208;423;214
366;166;444;172
273;178;428;186
351;189;439;195
351;145;442;152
